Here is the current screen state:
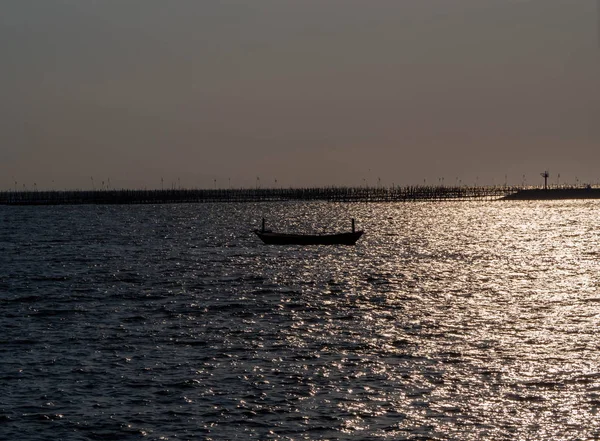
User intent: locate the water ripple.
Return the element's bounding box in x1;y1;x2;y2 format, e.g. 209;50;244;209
1;201;600;439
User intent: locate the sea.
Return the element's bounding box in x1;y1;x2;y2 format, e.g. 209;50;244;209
1;200;600;440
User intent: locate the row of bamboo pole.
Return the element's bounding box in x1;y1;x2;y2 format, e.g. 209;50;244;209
0;185;522;205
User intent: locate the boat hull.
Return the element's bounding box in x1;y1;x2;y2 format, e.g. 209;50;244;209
255;230;363;245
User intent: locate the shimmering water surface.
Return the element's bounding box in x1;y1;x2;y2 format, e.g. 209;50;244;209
2;201;600;440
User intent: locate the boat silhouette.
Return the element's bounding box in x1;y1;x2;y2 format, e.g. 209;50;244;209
254;218;363;245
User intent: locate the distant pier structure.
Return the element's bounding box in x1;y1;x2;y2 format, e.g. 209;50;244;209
0;185;517;205
541;171;549;190
2;182;599;205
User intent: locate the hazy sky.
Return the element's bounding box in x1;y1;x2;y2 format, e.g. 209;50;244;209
1;0;598;190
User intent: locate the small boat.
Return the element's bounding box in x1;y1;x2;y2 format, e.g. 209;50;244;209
255;218;363;245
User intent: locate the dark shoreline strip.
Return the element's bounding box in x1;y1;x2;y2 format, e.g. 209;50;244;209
502;188;600;201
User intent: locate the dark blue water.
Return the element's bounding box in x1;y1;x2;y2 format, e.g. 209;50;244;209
2;201;600;440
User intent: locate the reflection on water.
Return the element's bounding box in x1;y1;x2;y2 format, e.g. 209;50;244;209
1;200;600;440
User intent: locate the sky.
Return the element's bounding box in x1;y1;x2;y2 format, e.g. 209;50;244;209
1;0;599;190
